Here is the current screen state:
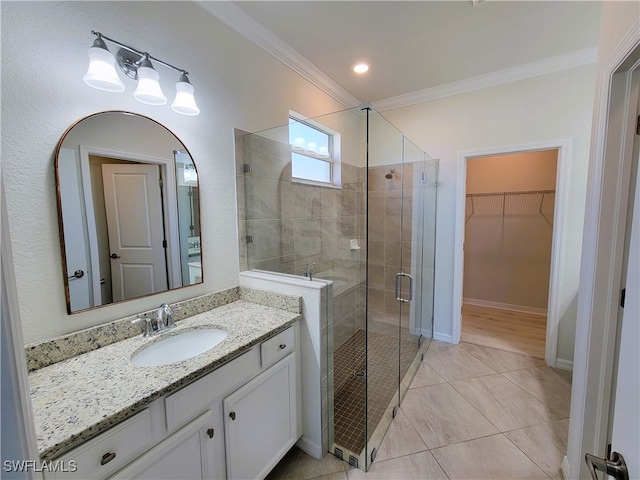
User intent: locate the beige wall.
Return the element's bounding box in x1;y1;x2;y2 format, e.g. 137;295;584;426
463;150;558;311
381;65;596;364
1;1;345;344
466;150;558;193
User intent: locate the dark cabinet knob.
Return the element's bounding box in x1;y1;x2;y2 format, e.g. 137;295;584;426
100;452;116;465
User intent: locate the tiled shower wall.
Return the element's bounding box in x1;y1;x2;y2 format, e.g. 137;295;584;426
235;130;365;276
235;130;436;349
235;130;366;349
366;163;414;334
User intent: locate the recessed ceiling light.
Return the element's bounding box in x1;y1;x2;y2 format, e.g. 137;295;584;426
353;63;370;74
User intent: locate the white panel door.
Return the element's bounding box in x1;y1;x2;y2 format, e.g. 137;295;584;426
102;163;167;302
607;88;640;480
58;147;92;310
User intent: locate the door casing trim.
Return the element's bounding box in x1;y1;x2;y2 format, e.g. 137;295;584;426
452;139;572;368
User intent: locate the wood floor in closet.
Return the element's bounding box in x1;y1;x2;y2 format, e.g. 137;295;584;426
461;303;547;359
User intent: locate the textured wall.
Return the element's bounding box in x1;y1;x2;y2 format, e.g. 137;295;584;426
1;1;344;343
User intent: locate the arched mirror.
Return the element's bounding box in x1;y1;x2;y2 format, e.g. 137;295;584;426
55;111;202;313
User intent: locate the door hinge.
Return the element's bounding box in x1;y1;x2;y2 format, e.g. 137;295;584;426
246;235;253;244
162;240;167;249
242;163;251;173
620;288;626;308
636;115;640;136
159;178;164;188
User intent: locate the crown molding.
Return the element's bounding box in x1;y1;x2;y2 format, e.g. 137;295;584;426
372;47;598;111
197;2;597;113
197;0;362;109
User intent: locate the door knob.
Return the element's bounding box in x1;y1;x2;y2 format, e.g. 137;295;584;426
110;253;121;259
585;451;629;480
68;269;85;280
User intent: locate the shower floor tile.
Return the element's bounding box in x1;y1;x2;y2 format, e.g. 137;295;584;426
332;329;417;457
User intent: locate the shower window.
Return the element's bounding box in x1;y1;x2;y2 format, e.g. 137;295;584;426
289;114;339;186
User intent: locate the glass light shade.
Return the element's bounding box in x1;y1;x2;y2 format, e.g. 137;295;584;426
133;66;167;105
171;78;200;116
83;45;125;92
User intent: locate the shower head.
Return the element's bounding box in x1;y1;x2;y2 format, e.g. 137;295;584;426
385;168;395;179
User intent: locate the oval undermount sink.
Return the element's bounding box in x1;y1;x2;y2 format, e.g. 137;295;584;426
131;328;228;367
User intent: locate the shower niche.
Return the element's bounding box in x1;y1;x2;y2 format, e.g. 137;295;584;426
235;106;438;471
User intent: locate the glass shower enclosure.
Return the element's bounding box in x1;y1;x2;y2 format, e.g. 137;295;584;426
235;106;438;471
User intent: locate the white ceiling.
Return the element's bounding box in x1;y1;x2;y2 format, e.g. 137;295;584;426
200;1;602;109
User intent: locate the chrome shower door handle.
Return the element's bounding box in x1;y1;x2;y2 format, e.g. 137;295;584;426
395;272;413;303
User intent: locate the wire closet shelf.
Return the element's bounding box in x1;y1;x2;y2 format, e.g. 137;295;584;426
465;189;555;228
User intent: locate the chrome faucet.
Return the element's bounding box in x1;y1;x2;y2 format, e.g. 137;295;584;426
303;262;317;281
157;303;177;331
131;303;177;337
132;315;154;337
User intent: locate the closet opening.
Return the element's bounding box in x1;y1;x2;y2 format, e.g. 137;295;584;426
461;149;558;359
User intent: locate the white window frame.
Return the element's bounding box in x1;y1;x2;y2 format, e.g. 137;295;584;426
289;112;341;188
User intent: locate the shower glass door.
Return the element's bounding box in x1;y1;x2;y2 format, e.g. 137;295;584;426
363;109;404;469
363;112;439;470
236;106;437;472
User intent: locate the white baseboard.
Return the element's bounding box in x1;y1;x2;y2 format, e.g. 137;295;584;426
295;436;323;460
433;332;454;344
463;297;548;316
555;358;574;372
561;455;570;480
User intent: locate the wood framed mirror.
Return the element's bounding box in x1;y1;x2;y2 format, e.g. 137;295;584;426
55;111;202;313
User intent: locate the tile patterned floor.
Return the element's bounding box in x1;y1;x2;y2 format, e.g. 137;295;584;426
266;340;572;480
332;329;417;456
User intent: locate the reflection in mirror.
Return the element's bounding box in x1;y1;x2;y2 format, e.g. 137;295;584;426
55;111;202;313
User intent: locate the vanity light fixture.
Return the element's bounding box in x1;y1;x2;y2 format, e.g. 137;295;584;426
83;31;200;116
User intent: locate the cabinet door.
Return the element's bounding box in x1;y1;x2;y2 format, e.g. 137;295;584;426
224;354;298;480
110;410;217;480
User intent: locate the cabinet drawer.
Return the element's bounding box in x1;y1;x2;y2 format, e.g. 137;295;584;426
165;347;260;430
45;410;151;480
261;326;295;368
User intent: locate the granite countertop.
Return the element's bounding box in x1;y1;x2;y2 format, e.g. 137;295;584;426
29;300;301;461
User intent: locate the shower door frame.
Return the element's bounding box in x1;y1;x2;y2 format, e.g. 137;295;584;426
363;114;435;471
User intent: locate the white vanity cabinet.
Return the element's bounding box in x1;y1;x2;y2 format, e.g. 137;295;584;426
224;353;298;480
44;323;300;480
224;326;299;480
109;410;216;479
44;410;154;480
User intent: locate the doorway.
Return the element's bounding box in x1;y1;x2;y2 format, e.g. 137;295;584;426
453;139;572;367
461;150;558;359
